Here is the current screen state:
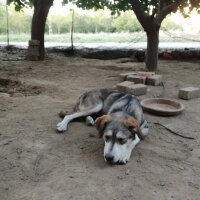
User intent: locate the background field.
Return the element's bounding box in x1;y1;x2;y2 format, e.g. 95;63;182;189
1;2;200;44
1;31;200;43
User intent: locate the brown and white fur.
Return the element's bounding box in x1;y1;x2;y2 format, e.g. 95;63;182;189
57;88;149;164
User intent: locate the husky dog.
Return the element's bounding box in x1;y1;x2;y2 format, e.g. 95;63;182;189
57;88;149;164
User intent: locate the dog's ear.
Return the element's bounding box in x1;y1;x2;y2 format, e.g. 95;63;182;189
124;117;145;140
95;115;111;138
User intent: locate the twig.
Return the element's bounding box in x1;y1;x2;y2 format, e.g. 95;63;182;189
154;122;195;140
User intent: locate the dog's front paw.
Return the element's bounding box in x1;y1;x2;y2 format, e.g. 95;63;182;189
86;116;95;126
56;122;67;133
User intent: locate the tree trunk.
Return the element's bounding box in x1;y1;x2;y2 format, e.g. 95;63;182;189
145;27;159;71
130;0;183;71
31;0;53;60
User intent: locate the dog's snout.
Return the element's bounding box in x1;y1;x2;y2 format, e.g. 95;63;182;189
105;153;114;162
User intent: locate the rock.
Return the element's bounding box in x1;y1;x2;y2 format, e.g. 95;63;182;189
159;181;165;187
146;75;162;86
117;81;134;92
126;84;147;96
179;87;200;100
29;40;40;46
127;75;146;84
125;169;130;175
119;72;137;81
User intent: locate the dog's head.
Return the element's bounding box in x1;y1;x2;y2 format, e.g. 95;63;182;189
95;112;145;164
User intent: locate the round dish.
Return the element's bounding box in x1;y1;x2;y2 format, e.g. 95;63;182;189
140;98;184;116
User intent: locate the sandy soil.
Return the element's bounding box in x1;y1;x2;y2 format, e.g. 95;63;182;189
0;48;200;200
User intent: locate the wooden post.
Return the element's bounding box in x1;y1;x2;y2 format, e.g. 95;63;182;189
70;8;74;52
6;1;9;47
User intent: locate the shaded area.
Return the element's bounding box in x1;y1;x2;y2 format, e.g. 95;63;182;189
0;48;200;200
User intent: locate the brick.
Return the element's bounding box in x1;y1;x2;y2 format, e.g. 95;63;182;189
27;49;39;56
28;45;39;51
28;48;39;53
117;81;134;92
127;75;146;84
179;87;200;100
119;72;137;81
137;71;155;77
26;55;39;61
29;40;40;46
146;75;162;86
126;84;147;96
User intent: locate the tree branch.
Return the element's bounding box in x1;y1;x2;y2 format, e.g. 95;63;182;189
129;0;149;29
16;0;25;7
156;0;183;24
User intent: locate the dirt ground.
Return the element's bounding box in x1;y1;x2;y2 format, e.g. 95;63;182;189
0;48;200;200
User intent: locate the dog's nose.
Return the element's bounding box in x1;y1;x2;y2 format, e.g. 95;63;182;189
105;153;114;162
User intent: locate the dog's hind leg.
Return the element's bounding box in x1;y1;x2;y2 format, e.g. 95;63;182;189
57;102;103;133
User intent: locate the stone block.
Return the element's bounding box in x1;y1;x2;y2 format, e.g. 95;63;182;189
127;75;146;84
137;71;155;77
146;75;162;86
29;40;40;46
126;84;147;96
119;72;137;81
28;45;39;51
26;55;39;61
179;87;200;100
117;81;134;92
27;49;39;56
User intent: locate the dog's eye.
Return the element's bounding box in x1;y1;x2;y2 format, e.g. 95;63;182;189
105;135;111;142
118;138;127;144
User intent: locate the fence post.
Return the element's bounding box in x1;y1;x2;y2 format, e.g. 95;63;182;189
70;8;74;52
6;0;9;47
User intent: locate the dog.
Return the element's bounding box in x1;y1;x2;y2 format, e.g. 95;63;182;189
57;88;149;164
